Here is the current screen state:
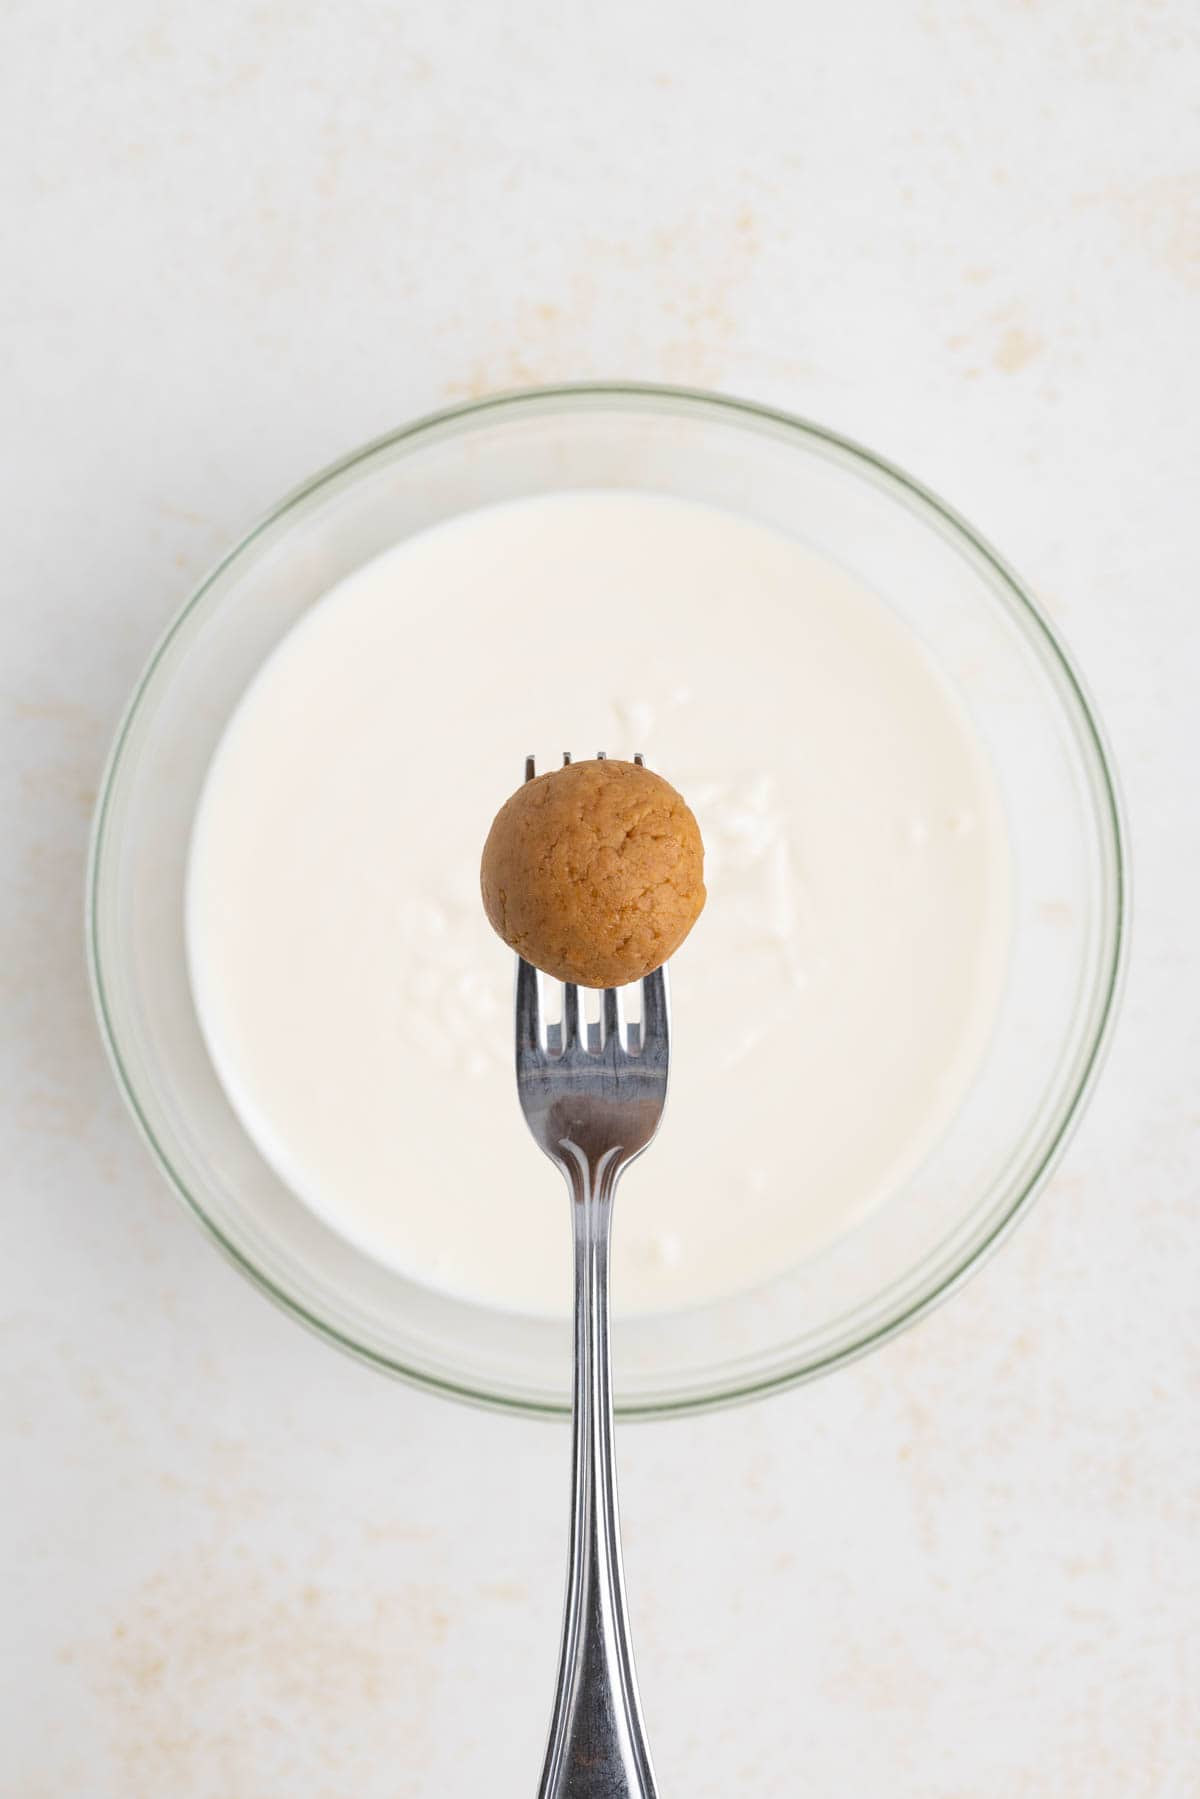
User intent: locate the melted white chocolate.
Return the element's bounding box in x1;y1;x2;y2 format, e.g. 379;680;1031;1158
187;491;1011;1316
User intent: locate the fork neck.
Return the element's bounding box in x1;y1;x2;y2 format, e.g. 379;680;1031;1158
537;1150;657;1799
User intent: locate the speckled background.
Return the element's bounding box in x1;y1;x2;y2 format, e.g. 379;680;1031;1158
3;2;1197;1793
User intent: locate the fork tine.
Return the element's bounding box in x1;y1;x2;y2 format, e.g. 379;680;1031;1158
633;751;645;766
562;982;580;1049
603;986;620;1047
516;957;541;1053
641;965;668;1046
525;754;536;782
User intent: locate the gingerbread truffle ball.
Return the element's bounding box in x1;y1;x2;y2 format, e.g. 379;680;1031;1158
480;759;706;988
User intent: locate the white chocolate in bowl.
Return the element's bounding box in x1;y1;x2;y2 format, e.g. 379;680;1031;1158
186;490;1011;1316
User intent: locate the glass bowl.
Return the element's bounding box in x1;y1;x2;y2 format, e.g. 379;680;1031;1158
87;384;1127;1416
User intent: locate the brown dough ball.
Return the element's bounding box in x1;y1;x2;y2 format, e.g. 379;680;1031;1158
480;759;706;988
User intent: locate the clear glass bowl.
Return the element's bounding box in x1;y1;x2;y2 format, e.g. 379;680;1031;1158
87;385;1127;1416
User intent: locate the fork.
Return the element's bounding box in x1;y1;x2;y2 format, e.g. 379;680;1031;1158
517;750;669;1799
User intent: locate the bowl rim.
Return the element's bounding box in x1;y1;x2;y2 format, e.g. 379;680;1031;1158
86;380;1130;1418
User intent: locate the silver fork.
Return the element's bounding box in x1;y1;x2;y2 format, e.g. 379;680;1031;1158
517;750;668;1799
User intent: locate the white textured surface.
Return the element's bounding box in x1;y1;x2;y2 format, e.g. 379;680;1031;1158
2;2;1196;1792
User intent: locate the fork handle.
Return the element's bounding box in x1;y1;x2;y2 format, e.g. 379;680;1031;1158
537;1158;658;1799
